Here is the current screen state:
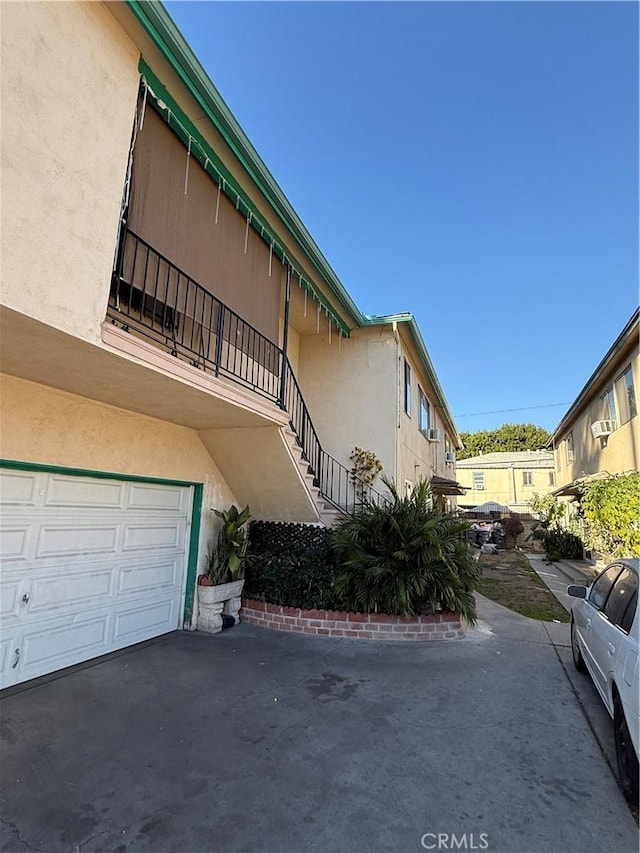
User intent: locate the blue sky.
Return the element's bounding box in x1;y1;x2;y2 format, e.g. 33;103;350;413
165;0;638;435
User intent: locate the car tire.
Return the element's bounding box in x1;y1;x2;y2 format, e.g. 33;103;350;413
614;694;639;806
570;618;587;673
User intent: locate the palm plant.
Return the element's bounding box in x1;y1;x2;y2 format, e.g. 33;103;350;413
331;478;479;623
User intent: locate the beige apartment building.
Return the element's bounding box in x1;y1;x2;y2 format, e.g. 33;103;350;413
0;1;461;686
456;451;556;512
551;308;639;501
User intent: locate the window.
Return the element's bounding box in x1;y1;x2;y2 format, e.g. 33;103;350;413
473;472;485;490
566;432;574;464
404;360;411;416
548;471;555;486
418;388;430;434
588;564;623;611
601;387;617;423
603;568;638;633
615;365;637;424
522;471;533;487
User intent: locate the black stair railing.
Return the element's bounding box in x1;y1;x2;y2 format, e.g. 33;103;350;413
108;226;385;515
282;357;385;513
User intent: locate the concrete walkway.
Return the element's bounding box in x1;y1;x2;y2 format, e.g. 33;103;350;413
1;596;638;853
524;554;592;613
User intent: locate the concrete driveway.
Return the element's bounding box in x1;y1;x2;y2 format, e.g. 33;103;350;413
1;597;638;853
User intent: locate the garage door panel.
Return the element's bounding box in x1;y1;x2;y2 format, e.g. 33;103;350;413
29;568;114;614
0;637;17;682
36;524;119;558
20;613;112;680
122;523;184;552
118;559;180;595
0;579;23;620
128;483;189;512
0;472;38;506
0;526;30;560
44;477;125;509
114;598;177;642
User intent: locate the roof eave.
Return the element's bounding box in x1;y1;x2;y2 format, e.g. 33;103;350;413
362;313;461;446
124;0;363;326
551;308;639;440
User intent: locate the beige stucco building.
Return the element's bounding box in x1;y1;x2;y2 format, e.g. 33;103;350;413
456;451;556;512
551;308;639;500
0;1;460;686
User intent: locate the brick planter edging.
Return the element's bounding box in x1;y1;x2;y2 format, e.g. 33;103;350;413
239;599;465;640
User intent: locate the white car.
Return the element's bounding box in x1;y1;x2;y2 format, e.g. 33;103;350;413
568;558;639;804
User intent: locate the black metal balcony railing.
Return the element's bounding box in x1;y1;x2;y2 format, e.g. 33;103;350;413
108;226;385;515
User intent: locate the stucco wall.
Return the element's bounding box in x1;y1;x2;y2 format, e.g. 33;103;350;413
1;1;140;342
554;348;639;486
297;328;396;481
456;465;555;508
0;373;236;579
398;331;455;489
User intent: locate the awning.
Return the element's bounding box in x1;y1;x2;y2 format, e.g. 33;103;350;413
552;470;612;498
431;475;467;496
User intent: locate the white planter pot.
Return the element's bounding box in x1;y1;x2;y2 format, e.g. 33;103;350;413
197;579;245;633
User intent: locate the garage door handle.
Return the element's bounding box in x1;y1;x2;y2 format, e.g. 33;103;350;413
586;618;591;628
22;593;30;604
607;643;616;655
12;648;20;669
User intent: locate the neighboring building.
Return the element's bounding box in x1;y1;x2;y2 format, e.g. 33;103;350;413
551;308;639;503
0;1;460;686
456;451;556;512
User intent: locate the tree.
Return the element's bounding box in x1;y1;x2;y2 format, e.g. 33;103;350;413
457;423;551;460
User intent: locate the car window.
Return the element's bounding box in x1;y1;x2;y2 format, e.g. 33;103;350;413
588;564;623;611
620;590;638;635
603;568;639;631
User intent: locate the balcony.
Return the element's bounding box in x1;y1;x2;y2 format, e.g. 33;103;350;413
106;227;384;519
108;227;284;406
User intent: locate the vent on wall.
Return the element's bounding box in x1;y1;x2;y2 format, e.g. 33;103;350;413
445;451;456;463
427;428;441;442
590;420;615;438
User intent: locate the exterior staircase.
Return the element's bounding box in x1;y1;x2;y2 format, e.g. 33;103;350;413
281;426;343;528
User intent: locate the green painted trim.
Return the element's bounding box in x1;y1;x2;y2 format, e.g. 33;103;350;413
551;307;640;440
0;458;198;488
138;63;350;338
1;459;204;628
361;314;461;446
183;483;203;625
125;0;362;328
121;1;461;441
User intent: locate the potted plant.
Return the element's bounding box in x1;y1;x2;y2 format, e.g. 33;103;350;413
197;504;251;633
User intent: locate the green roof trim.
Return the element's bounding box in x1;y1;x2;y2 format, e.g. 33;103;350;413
126;0;361;328
123;1;460;440
363;313;461;446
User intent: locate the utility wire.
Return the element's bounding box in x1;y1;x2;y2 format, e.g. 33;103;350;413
455;402;570;418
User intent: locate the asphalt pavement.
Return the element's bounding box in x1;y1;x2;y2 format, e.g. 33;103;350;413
1;595;638;853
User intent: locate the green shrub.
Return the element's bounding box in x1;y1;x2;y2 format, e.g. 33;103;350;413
331;478;479;623
541;528;584;562
244;521;338;610
581;472;640;560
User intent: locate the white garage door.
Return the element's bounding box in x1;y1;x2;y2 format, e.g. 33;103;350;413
0;468;193;689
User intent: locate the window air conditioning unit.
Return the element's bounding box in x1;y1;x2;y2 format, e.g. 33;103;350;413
590;420;615;439
427;428;441;442
445;451;456;464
